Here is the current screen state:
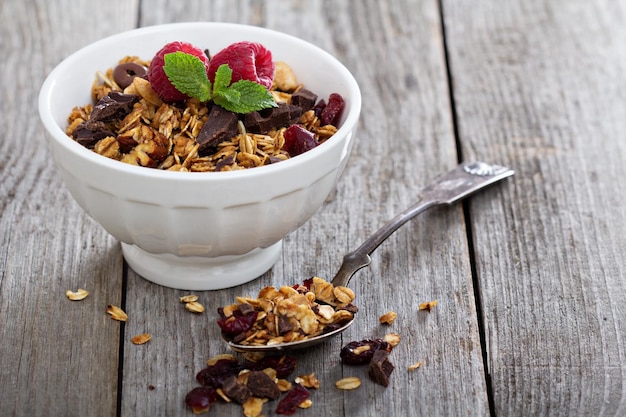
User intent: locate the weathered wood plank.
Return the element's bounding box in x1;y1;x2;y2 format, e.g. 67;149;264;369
0;1;138;416
443;0;626;415
119;1;489;416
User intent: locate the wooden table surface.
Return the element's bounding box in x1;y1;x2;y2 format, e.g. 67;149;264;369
2;0;626;416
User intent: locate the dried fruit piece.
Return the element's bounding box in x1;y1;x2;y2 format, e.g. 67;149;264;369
208;41;275;90
196;356;245;388
368;349;395;387
319;93;345;126
185;301;205;313
282;124;318;157
106;304;128;321
419;300;438;312
335;376;361;390
275;384;310;415
131;333;151;345
246;355;297;379
185;386;217;414
340;339;392;365
148;41;210;102
379;311;398;325
66;288;89;301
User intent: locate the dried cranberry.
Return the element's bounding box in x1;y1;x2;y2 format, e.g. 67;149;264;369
184;386;217;414
275;384;310;415
320;93;345;126
302;277;314;290
340;338;392;365
283;124;318;157
313;99;326;117
196;358;245;388
245;355;297;379
217;310;258;338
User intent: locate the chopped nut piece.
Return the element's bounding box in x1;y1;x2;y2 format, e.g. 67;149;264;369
66;288;89;301
131;333;151;345
106;304;128;321
379;311;398;325
335;376;361;390
419;300;438;312
242;396;267;417
294;373;320;389
408;361;424;371
383;333;401;347
185;301;205;313
179;294;199;303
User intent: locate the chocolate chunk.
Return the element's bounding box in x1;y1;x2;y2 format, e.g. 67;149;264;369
196;105;239;155
72;122;116;148
243;103;302;134
89;91;140;123
246;371;281;400
290;88;318;112
338;303;359;314
221;375;251;404
277;315;294;335
368;350;395;387
113;62;148;89
238;303;255;315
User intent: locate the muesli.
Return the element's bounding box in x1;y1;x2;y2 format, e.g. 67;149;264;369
66;40;345;172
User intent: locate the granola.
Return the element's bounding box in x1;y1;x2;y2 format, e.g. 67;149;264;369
66;51;342;172
217;277;358;347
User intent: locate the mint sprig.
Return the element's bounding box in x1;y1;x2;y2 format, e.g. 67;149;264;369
163;51;277;114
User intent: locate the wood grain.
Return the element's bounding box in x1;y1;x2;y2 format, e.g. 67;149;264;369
442;0;626;415
3;0;624;415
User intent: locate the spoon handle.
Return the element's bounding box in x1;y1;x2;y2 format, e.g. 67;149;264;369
330;162;514;287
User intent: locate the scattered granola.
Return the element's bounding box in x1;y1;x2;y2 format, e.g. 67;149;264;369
185;301;206;314
408;361;424;371
418;300;438;312
65;288;89;301
378;311;398;325
185;353;314;416
217;277;358;347
383;333;401;347
335;377;361;390
131;333;152;345
106;304;128;321
180;294;199;303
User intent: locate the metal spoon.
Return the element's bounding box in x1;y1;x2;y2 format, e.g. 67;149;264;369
226;161;514;352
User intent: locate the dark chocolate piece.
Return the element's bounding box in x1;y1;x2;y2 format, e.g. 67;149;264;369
89;91;140;123
290;88;318;112
246;371;281;400
196;105;239;155
237;303;255;315
221;375;251;404
277;315;294;335
113;62;148;89
71;122;116;148
243;103;302;134
368;349;395;387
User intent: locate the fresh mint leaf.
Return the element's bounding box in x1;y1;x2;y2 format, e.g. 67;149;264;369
163;52;212;102
212;64;233;95
217;80;278;113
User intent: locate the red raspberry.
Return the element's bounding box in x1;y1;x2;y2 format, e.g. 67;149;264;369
208;41;275;90
148;41;209;102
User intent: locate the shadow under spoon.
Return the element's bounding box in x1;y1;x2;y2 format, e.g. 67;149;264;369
226;161;515;352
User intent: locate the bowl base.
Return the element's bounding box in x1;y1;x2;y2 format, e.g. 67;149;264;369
121;241;282;290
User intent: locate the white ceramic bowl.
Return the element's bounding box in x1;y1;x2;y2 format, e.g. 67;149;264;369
39;22;361;290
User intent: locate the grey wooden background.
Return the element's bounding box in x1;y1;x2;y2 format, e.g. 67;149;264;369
1;0;625;416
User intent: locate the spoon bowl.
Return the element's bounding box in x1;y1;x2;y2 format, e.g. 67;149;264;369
225;161;514;352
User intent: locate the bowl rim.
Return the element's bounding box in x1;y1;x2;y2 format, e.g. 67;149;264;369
38;22;361;182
